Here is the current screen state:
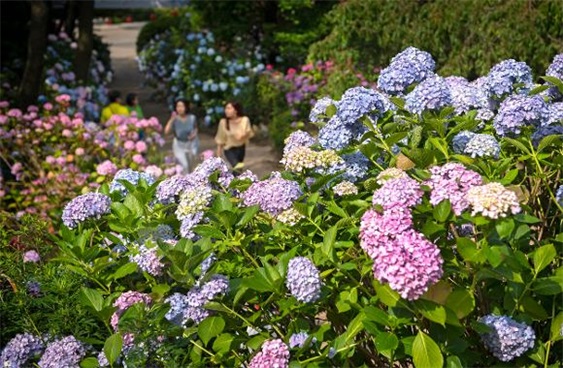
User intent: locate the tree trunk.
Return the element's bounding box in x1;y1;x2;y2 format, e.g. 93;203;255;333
63;0;78;37
18;0;48;108
73;0;93;83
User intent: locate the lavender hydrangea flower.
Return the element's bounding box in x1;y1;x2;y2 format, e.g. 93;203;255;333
485;59;533;99
555;185;563;207
329;151;370;182
336;86;393;124
463;133;501;159
0;333;44;367
110;168;155;196
111;291;152;330
405;76;453;115
426;163;483;215
23;250;40;263
129;244;163;276
378;47;436;95
192;157;233;187
289;332;314;349
38;336;85;368
97;351;109;367
318;116;359;150
283;130;316;155
309;96;336;123
156;175;197;204
180;211;205;239
479;314;535;362
242;172;302;216
27;281;41;297
248;339;290;368
547;102;563;125
372;177;423;210
494;95;550;136
62;192;111;228
286;257;322;303
531;125;563;148
445;76;490;116
545;54;563;100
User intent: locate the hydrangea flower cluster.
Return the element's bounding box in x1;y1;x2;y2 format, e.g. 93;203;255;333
97;351;110;367
479;314;535;362
111;291;152;330
96;160;118;176
328;151;371;182
23;250;41;263
276;207;304;225
333;181;358;196
466;183;521;219
288;332;314;349
336;86;392;124
192;157;233;188
109;169;155;196
199;253;217;277
165;274;229;325
129;244;164;276
283;130;316;155
556;185;563;207
493;95;550;136
545;54;563;100
37;336;85;368
62;192;111;228
376;168;409;185
426;163;483;215
444;76;491;117
248;339;290;368
530;125;563;148
281;146;343;173
377;47;436;95
309;96;335;123
485;59;533;99
156;175;197;204
175;183;213;220
242;172;302;216
318;116;365;150
0;333;44;367
372;177;423;210
547;102;563;125
286;257;322;303
180;211;205;239
405;76;453;115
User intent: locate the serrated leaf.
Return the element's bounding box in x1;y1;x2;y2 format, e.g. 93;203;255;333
413;331;443;368
80;287;103;312
236;205;260;227
433;200;451;222
213;333;235;353
532;244;556;274
415;299;447;326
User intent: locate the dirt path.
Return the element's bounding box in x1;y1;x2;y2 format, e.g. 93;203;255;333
94;22;280;178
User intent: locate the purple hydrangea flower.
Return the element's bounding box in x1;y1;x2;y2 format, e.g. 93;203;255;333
156;175;198;205
318;116;363;150
23;250;40;263
463;133;501;159
289;332;314;349
0;333;44;367
111;291;152;330
336;86;393;124
286;257;322;303
62;192;111;228
97;351;109;367
479;314;535;362
485;59;533;99
372;177;423;210
180;211;205;239
27;281;41;297
283;130;316;155
494;95;550;136
378;47;436;95
248;339;290;368
545;54;563;100
547;102;563;125
192;157;233;187
242;172;302;216
129;244;163;276
556;185;563;206
531;125;563;148
405;76;453;115
38;336;86;368
200;253;216;276
360;207;413;259
445;76;490;116
426;163;483;215
309;96;336;123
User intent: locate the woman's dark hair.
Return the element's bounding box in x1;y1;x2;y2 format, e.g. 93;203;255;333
125;93;137;107
225;101;244;131
174;98;190;113
108;90;121;103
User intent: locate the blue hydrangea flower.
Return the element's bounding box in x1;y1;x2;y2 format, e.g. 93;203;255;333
289;332;315;349
452;131;476;154
110;169;155;196
62;192;111;228
318;116;367;150
327;151;371;183
286;257;322;303
531;125;563;148
336;86;393;124
377;47;436;95
156;175;198;205
405;76;453;115
479;314;535;362
463;134;501;159
38;336;86;368
309;96;336;123
97;351;109;367
545;54;563;101
556;185;563;207
445;76;490;116
485;59;533;99
494;95;550;136
283;130;316;155
0;333;44;367
200;253;217;276
547;102;563;125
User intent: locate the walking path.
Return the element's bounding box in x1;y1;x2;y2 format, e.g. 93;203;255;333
94;22;280;178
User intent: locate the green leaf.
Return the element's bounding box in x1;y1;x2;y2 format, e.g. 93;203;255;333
213;333;235;353
414;299;446;326
533;277;563;295
445;289;475;319
112;262;137;280
532;244;556;274
80;287;103;312
433;200;451;222
503;137;531;155
193;225;224;239
551;312;563;341
412;331;443;368
495;219;515;239
124;194;144;218
542;75;563;93
326;201;348;218
514;214;541;224
499;169;519;185
345;313;365;344
198;316;225;345
456;238;486;264
104;333;122;365
322;225;337;261
537;134;561;153
445;356;463;368
519;296;549;320
363;306;390;327
242;268;274;292
236;205;260;227
374;281;401;307
375;332;399;359
487;246;510;268
80;357;100;368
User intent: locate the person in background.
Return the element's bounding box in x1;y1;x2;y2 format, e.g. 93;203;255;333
100;90;129;123
125;93;144;119
164;99;199;173
215;101;254;171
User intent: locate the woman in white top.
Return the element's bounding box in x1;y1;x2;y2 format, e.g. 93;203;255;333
215;101;254;170
165;99;199;173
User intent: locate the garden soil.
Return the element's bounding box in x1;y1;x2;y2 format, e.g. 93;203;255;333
94;22;280;178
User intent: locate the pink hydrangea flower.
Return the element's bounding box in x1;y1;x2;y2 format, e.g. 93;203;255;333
372;177;423;210
132;154;146;165
55;94;71;104
426;163;482;215
62;129;73;137
23;250;41;263
43;103;53;111
124;140;135;151
96;160;118;176
145;165;163;178
200;149;215;161
75;148;85;156
135;141;147;153
248;339;290;368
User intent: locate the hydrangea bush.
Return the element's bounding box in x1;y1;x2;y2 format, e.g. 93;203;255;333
2;48;562;367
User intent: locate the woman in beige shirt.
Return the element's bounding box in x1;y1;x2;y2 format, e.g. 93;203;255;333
215;101;254;169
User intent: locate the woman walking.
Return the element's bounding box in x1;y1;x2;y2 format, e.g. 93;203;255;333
165;99;199;173
215;101;254;171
